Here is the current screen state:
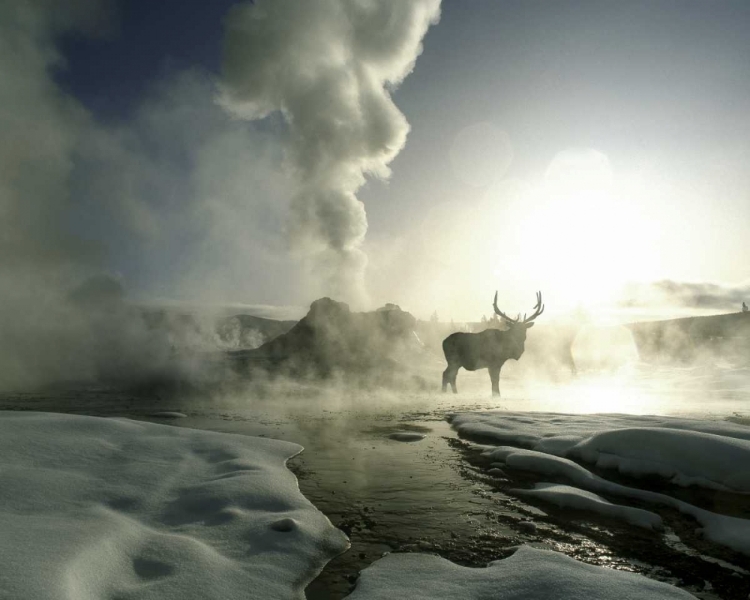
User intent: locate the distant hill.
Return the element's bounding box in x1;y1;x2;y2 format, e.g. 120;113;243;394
626;311;750;363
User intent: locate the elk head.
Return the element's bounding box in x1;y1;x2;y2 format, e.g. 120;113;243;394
493;291;544;359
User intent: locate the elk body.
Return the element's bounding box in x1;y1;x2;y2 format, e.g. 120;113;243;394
442;292;544;396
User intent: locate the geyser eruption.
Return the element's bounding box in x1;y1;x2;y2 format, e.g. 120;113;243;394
220;0;441;304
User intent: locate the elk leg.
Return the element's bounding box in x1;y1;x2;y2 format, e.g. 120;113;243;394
442;365;458;393
567;348;577;376
489;367;500;397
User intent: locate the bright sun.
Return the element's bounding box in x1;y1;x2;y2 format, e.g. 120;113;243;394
509;148;661;313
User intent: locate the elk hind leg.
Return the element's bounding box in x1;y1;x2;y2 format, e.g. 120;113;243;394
442;365;459;393
489;367;501;397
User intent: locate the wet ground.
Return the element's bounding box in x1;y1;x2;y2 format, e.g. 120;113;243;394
2;365;750;599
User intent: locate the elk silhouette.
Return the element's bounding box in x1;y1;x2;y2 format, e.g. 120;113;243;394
442;292;544;396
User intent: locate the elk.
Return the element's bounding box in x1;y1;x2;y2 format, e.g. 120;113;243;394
442;291;544;396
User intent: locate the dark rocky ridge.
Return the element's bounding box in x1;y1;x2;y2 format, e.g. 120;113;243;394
228;298;421;381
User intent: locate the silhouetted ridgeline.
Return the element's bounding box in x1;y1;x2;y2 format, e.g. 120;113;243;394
228;298;421;381
626;311;750;363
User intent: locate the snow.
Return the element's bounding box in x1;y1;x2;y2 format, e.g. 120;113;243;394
481;445;750;556
4;407;745;599
449;411;750;556
345;545;695;600
450;411;750;491
569;428;750;492
0;411;348;600
513;483;663;530
570;427;750;491
149;411;188;418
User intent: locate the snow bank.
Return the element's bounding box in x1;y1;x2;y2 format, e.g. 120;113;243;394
483;446;750;556
453;411;750;554
449;411;750;492
345;545;694;600
0;412;348;600
513;483;663;530
149;411;188;418
570;427;750;491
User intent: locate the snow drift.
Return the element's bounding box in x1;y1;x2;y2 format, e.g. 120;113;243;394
0;412;348;600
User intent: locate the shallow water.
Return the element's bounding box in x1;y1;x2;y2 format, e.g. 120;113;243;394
2;363;750;599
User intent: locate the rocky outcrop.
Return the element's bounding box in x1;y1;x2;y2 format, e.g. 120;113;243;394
229;298;418;379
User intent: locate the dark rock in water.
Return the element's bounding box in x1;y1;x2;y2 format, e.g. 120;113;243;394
388;432;426;442
517;520;537;533
228;298;419;381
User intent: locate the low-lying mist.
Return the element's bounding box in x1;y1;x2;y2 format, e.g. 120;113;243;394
4;270;748;394
4;272;750;433
0;274;217;393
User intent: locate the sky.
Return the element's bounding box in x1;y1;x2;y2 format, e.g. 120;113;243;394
4;0;750;322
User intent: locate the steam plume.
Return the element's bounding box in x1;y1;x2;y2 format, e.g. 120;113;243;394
219;0;441;304
0;0;112;272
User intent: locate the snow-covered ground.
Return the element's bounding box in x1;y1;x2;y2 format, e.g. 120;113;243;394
514;483;665;530
3;409;733;600
449;411;750;556
346;545;696;600
0;412;348;600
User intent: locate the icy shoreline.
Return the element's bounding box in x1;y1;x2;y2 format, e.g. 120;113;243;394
450;411;750;556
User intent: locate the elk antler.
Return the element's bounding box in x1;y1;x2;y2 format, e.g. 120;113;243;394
493;291;519;324
522;291;544;324
493;291;544;325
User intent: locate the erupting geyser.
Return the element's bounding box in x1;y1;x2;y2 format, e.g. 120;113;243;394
219;0;442;305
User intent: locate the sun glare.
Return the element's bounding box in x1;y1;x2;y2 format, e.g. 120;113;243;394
505;149;661;314
566;376;652;414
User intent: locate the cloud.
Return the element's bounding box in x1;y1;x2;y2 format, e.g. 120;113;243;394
219;0;441;305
